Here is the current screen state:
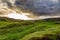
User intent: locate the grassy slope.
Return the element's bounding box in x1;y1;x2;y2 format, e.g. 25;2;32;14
0;17;60;40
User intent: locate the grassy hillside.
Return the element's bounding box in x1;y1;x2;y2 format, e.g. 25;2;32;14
0;17;60;40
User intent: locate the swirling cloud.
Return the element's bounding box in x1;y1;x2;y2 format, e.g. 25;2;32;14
25;0;60;16
0;0;60;16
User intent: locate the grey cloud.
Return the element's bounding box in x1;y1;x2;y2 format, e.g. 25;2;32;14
0;0;60;16
13;0;60;16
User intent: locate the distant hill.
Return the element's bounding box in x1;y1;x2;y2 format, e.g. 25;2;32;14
0;16;60;40
0;17;23;22
0;17;60;22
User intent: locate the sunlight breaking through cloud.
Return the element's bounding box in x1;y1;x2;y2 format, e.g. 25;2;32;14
0;0;60;20
7;11;33;20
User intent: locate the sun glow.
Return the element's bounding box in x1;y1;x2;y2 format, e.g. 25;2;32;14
0;6;33;20
7;11;33;20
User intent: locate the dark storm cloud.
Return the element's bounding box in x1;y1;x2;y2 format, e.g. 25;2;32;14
13;0;60;16
14;0;33;10
1;0;60;16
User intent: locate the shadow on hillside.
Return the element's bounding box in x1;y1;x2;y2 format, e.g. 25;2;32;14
29;34;60;40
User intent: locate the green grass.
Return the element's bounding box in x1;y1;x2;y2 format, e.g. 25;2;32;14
0;18;60;40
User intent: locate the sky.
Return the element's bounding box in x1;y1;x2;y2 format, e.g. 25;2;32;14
0;0;60;15
0;0;60;20
13;0;60;16
7;11;33;20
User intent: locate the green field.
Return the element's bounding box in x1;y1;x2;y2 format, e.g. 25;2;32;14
0;18;60;40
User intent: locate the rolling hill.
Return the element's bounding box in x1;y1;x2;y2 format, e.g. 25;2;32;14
0;17;60;40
